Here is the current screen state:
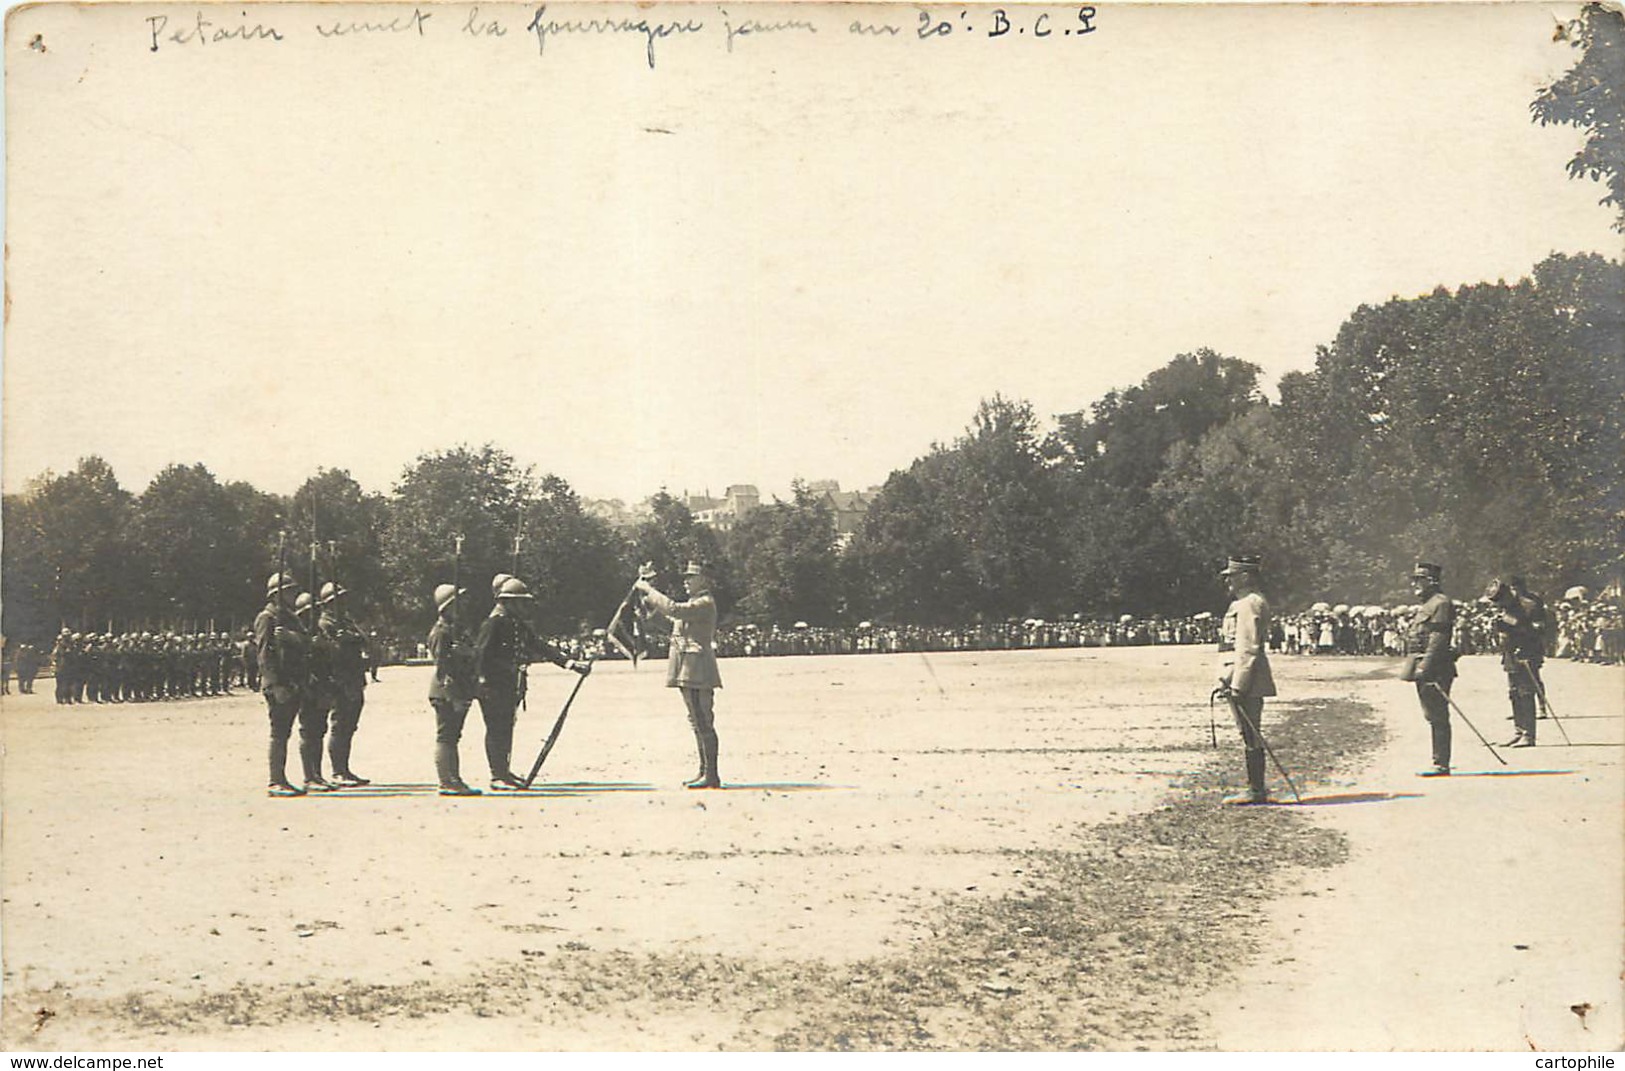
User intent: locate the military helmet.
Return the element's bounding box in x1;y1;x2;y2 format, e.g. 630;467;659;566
433;583;464;613
266;571;299;596
294;592;315;614
319;581;347;604
491;573;514;597
496;577;534;601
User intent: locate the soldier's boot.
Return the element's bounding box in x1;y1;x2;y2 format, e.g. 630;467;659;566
1509;693;1537;746
486;716;525;789
329;732;370;786
268;737;302;795
688;730;721;790
1430;714;1452;773
436;742;479;795
301;734;337;791
1225;749;1269;804
683;707;708;787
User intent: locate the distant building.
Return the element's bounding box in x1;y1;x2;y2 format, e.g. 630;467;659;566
582;498;652;531
814;482;876;538
688;485;760;532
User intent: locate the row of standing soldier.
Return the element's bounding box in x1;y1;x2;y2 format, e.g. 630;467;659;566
255;572;373;796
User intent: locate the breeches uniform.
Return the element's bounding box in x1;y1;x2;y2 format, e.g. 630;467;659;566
1230;694;1265;750
682;687;718;760
1228;693;1266;796
1416;679;1452;769
432;697;474;786
265;685;304;785
478;689;520;778
1507;659;1540;742
328;686;365;776
299;689;333;781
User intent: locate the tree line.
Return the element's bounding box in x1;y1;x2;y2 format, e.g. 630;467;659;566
8;4;1622;644
5;251;1619;645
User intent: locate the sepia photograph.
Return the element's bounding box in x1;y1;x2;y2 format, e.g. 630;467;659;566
3;0;1622;1054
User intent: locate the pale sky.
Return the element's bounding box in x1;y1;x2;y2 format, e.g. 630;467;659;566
4;2;1621;504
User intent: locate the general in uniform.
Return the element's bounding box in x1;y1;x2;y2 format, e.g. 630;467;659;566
1216;555;1277;804
635;561;725;789
1405;561;1457;777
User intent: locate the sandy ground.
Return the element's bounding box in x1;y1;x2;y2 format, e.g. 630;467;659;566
1205;657;1624;1051
1;646;1618;1050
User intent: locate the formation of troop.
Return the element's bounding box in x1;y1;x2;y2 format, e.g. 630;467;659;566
41;630;243;705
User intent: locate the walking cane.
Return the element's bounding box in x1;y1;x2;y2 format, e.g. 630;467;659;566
1427;682;1508;765
1516;659;1571;745
521;663;592;789
1220;686;1303;803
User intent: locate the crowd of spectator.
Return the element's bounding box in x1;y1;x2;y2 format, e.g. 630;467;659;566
8;589;1618;695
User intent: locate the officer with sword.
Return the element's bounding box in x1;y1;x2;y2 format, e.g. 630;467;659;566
1213;554;1295;804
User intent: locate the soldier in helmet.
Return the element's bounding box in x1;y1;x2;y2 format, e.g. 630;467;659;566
1405;561;1457;776
319;582;370;785
1484;578;1544;748
428;582;479;795
17;642;41;694
52;630;75;705
472;576;590;791
255;572;309;796
295;592;339;792
634;561;725;789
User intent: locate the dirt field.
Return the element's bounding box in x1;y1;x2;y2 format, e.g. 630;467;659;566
2;647;1619;1050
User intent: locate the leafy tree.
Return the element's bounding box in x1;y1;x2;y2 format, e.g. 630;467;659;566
1053;351;1265;612
2;457;136;639
382;444;540;632
846;467;976;624
1273;253;1625;597
288;469;389;621
1532;2;1625;230
727;482;841;625
381;445;626;638
514;475;625;634
132;462;265;631
850;395;1062;622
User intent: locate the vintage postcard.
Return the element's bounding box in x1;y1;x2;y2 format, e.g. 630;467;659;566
4;0;1621;1055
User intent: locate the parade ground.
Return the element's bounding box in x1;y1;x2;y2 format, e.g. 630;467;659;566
2;647;1620;1051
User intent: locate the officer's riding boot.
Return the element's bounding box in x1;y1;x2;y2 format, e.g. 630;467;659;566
487;710;523;789
1245;748;1267;802
436;741;479;794
335;735;367;785
269;736;290;787
688;729;721;790
300;724;336;791
683;705;707;787
268;733;302;795
1512;693;1537;746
